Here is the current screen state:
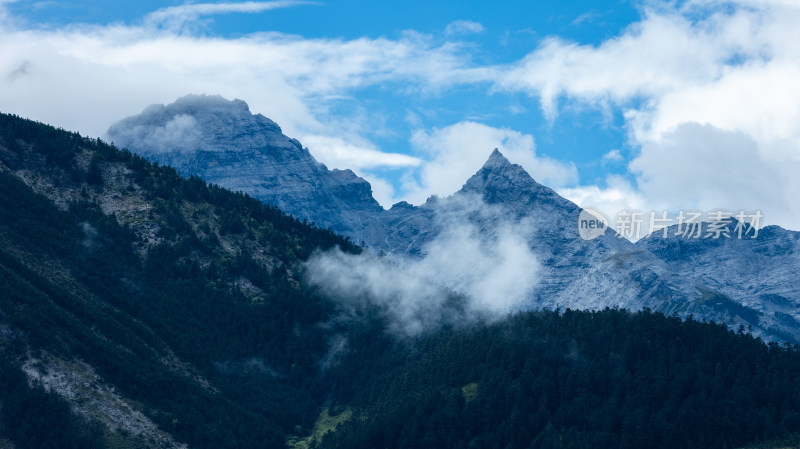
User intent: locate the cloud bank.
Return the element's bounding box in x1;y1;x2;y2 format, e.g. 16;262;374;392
304;195;540;337
109;112;203;153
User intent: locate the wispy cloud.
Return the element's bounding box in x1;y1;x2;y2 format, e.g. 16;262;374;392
145;1;317;30
444;20;485;36
0;0;17;23
301;134;422;170
304;194;540;337
601;149;623;163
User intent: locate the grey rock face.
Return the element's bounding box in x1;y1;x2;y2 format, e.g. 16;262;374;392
107;94;384;240
412;151;704;317
638;220;800;341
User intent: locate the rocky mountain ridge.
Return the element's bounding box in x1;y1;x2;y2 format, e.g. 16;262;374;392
107;95;800;343
638;219;800;341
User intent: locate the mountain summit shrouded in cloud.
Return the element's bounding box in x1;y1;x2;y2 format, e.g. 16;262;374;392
107;94;387;241
3;0;799;229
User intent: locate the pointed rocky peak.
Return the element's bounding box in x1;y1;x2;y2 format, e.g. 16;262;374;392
458;149;581;215
483;148;512;169
477;148;531;179
462;149;539;195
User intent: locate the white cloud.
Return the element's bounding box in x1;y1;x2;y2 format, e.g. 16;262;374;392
109;112;202;153
0;2;21;32
629;122;800;226
559;176;647;231
444;20;485;36
304;194;540;337
300;134;422;170
402;121;577;204
601;149;623;163
497;11;726;119
359;173;396;208
409;194;540;314
639;63;800;158
305;248;454;337
144;1;317;32
0;11;486;138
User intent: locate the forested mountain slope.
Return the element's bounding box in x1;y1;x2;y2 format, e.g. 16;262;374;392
0;112;357;448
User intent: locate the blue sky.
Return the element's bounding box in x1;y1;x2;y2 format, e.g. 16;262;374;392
1;0;800;231
7;1;639;43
